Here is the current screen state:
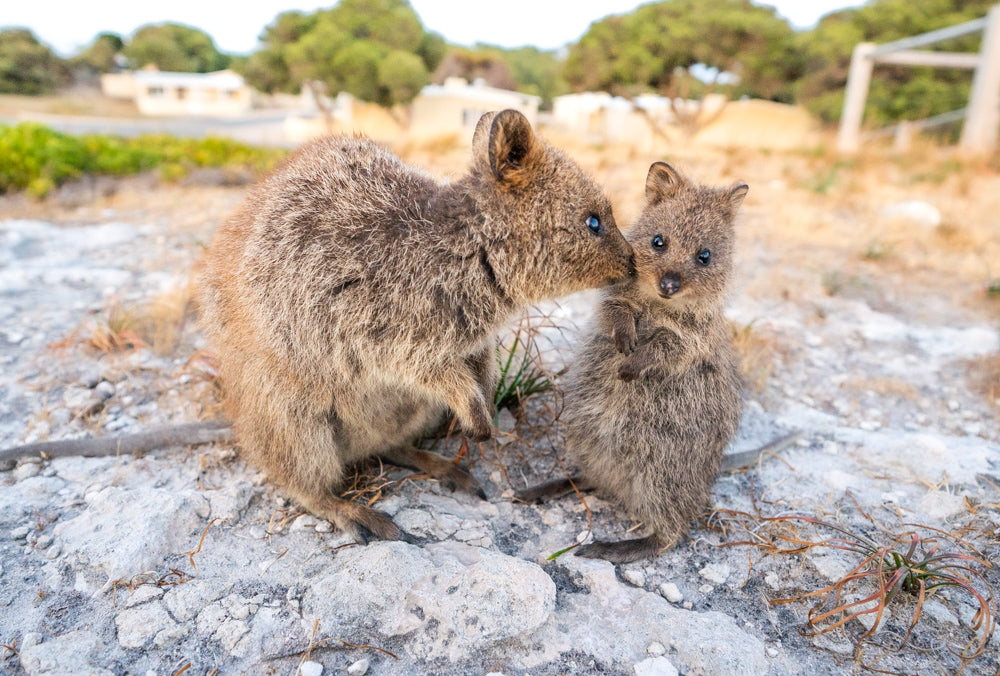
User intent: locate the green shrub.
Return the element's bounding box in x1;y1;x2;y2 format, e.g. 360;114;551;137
0;123;285;197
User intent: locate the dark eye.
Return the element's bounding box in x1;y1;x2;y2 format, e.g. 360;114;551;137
585;213;602;235
697;249;711;266
651;235;664;249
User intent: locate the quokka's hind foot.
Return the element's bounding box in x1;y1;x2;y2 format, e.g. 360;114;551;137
299;493;411;544
380;445;486;499
574;534;671;563
514;476;593;504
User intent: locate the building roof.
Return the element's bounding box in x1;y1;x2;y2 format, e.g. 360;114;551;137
133;69;245;90
417;78;540;107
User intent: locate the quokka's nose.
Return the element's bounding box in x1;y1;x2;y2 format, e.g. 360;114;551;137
659;275;681;298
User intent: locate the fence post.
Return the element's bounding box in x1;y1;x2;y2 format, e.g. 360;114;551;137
960;5;1000;154
837;42;876;154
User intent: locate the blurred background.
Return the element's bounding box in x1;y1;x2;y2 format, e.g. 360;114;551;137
1;0;996;152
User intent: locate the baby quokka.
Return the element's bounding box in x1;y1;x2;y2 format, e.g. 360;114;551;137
519;162;748;563
198;110;633;543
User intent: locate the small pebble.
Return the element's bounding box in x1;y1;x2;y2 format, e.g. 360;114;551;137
95;381;116;400
622;569;646;587
291;514;319;531
767;647;779;658
46;544;62;559
347;657;369;675
658;583;683;604
248;525;267;539
698;584;714;594
299;660;323;676
315;520;333;533
13;463;41;481
947;400;960;412
682;601;693;610
35;535;53;550
11;526;30;540
646;641;666;656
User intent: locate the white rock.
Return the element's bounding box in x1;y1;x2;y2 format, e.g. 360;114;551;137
303;541;555;662
879;200;941;228
766;647;779;657
315;520;334;533
116;603;176;648
19;630;114;676
11;525;30;540
291;514;319;530
125;585;164;607
633;656;679;676
698;584;714;594
658;583;683;604
300;661;323;676
918;490;967;521
14;462;41;481
215;618;250;652
153;625;190;647
164;578;229;622
53;486;210;580
646;641;666;656
698;563;731;585
347;657;370;675
622;568;646;587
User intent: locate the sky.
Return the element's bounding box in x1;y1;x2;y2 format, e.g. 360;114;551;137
6;1;866;57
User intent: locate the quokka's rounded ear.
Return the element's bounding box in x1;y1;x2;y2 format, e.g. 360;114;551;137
645;162;685;204
486;109;537;187
727;183;749;212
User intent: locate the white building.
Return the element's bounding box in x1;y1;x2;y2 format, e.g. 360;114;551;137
410;78;541;140
101;69;252;117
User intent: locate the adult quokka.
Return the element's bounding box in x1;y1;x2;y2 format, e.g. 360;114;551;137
198;110;634;542
518;162;747;563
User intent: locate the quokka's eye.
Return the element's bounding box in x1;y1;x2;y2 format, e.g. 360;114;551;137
585;213;602;235
697;249;712;266
652;235;664;249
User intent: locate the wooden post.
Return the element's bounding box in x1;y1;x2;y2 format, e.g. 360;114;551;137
837;42;876;154
961;5;1000;154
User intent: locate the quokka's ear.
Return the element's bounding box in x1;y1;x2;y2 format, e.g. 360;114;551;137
485;109;537;187
645;162;686;205
472;110;499;159
726;183;749;212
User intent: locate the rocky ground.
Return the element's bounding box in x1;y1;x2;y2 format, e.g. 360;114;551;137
0;148;999;676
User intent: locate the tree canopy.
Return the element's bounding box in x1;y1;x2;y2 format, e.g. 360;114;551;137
564;0;803;102
123;23;230;73
240;0;443;106
73;33;124;74
0;29;70;95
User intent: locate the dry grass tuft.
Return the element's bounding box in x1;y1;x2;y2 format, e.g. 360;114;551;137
138;283;195;355
712;509;996;671
87;299;145;353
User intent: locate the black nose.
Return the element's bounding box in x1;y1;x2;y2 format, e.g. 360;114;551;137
659;275;681;298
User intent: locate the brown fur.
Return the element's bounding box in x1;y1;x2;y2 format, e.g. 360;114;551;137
524;163;747;563
197;110;634;541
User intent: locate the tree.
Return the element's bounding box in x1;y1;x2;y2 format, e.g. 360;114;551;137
563;0;802;102
797;0;995;124
73;33;124;74
0;28;70;95
239;0;437;105
123;23;230;73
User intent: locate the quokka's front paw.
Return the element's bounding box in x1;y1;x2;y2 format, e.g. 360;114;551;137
613;325;638;354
